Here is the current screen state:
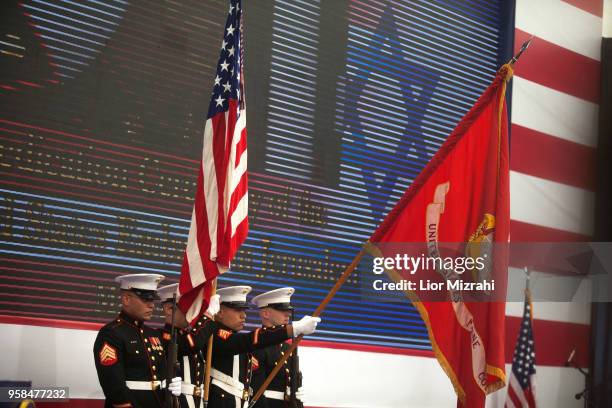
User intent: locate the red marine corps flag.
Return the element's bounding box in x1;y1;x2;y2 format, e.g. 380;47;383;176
179;0;248;324
368;64;513;407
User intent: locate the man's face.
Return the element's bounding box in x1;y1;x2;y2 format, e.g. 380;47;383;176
216;305;246;331
162;302;189;328
260;307;291;326
122;291;155;321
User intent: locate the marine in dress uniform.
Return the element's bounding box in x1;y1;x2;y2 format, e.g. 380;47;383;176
93;274;181;408
158;283;220;408
250;288;305;408
208;286;320;408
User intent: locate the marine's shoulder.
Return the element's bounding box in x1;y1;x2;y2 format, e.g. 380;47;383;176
98;316;125;333
97;315;143;338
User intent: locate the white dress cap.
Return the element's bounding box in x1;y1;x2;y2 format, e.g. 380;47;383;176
217;285;252;308
251;287;295;309
157;283;179;303
115;273;165;291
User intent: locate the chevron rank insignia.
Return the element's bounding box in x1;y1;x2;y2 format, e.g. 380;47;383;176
99;342;118;366
218;329;232;340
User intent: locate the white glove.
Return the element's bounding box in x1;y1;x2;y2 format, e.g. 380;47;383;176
206;294;220;316
295;386;305;401
291;315;321;337
168;376;182;396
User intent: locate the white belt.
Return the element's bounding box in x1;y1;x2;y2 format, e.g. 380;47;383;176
125;379;166;390
211;368;248;399
181;382;203;397
263;390;286;401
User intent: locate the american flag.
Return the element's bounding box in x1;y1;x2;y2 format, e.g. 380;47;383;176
505;288;537;408
178;0;248;324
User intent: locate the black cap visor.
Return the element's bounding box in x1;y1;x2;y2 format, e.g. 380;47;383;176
265;302;293;311
222;301;250;310
129;288;160;301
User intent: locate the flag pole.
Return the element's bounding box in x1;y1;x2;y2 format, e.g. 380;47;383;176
248;248;366;408
508;37;533;65
202;279;217;408
524;266;531;299
166;293;179;408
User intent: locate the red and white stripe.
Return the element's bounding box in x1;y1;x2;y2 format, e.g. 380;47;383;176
491;0;603;405
506;374;536;408
510;0;601;237
178;102;248;323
